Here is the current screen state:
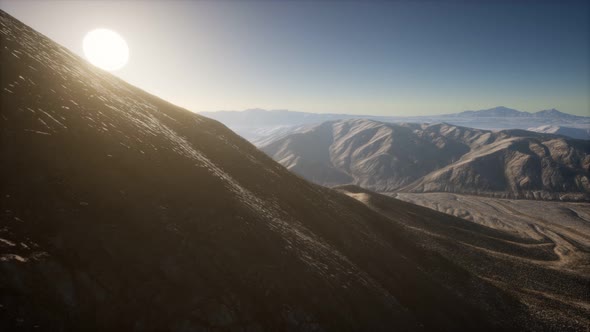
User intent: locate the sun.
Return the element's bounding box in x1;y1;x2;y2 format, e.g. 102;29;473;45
83;28;129;71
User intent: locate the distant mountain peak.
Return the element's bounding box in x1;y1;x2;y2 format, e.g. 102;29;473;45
488;106;514;111
458;106;526;117
453;107;588;121
535;108;561;115
531;108;585;120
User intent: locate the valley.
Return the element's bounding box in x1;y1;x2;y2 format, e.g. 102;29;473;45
394;192;590;274
338;186;590;330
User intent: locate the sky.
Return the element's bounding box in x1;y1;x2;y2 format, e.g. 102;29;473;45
1;0;589;116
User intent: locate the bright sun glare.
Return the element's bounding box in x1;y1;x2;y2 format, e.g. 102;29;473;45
83;28;129;71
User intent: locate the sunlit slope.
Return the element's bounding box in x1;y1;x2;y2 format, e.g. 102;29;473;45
0;10;533;331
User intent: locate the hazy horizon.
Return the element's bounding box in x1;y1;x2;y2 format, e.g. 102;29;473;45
202;105;582;116
2;0;589;116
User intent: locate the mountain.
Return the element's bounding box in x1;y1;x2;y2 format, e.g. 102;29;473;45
453;106;529;118
202;108;590;142
0;10;561;331
450;106;590;121
437;107;590;130
450;107;589;123
260;119;590;200
528;125;590;140
532;108;585;121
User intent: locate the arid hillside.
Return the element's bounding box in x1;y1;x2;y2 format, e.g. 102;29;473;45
261;119;590;200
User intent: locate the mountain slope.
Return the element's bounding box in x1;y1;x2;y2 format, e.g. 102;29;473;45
0;10;544;331
261;119;590;200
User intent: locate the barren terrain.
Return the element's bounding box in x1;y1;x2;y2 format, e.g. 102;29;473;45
338;187;590;331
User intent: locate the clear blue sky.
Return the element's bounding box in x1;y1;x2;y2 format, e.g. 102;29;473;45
2;0;589;116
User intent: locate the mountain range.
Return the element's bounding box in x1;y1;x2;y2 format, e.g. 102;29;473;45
449;106;586;120
1;10;589;331
260;119;590;201
202;107;590;141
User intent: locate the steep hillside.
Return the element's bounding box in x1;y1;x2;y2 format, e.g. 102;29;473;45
0;10;547;331
261;120;590;200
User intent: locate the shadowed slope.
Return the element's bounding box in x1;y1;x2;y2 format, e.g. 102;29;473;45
0;10;537;331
